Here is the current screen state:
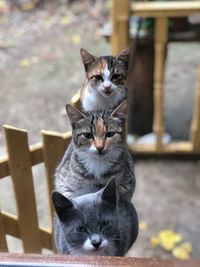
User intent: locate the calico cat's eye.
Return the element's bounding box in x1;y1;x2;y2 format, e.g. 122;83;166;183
112;74;124;80
93;75;103;81
76;226;87;233
83;132;94;139
106;132;115;138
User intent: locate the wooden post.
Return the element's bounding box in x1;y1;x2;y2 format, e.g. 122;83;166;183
111;0;130;55
153;17;168;151
3;125;41;253
42;130;71;251
190;66;200;151
0;212;8;252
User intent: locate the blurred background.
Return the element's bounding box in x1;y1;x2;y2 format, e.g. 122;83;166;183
0;0;200;260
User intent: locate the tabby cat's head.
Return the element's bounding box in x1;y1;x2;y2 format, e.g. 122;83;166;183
66;100;127;158
80;48;129;97
52;178;119;256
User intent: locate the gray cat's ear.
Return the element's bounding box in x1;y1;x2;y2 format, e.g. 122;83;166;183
80;48;97;71
101;178;117;206
52;191;73;221
66;104;86;127
116;48;130;68
111;99;128;119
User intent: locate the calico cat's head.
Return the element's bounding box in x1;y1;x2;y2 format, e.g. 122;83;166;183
66;100;127;161
80;48;129;97
52;178;120;256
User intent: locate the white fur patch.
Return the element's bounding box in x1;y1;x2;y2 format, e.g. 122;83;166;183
78;149;121;179
103;64;110;80
83;237;108;252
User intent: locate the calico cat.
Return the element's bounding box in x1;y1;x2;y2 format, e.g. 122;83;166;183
80;48;130;111
52;178;138;256
55;99;135;201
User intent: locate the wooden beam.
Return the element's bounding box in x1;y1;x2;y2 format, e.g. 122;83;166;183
111;0;130;55
3;125;42;253
131;1;200;18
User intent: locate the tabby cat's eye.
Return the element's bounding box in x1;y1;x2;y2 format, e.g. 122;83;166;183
93;75;103;81
112;74;124;80
76;226;87;233
106;132;115;138
83;132;94;139
100;220;111;230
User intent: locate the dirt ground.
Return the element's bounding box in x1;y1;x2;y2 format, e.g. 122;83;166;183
0;0;200;260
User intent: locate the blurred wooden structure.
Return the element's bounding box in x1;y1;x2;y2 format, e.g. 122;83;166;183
111;0;200;154
0;125;72;252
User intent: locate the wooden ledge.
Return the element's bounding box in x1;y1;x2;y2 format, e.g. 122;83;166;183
0;253;199;267
131;1;200;17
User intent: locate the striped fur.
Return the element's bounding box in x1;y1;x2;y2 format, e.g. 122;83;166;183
55;101;135;201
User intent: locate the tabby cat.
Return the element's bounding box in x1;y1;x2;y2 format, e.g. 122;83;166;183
80;48;129;111
55;100;135;201
52;178;138;256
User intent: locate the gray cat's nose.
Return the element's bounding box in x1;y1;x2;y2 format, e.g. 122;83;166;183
97;147;104;154
91;235;102;249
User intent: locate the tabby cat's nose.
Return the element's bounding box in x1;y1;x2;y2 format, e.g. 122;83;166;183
97;147;104;154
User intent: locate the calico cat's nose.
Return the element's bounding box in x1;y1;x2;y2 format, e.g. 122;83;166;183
91;235;102;249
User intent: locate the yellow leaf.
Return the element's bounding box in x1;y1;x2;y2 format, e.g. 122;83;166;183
19;59;31;67
172;245;190;260
181;242;193;253
159;230;182;244
139;221;148;231
71;35;81;44
160;240;176;251
150;236;160;247
21;2;35;11
60;16;71;25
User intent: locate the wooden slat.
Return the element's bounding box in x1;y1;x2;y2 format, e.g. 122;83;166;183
111;0;130;55
0;141;43;180
1;212;52;250
131;1;200;18
70;90;81;110
128;142;193;154
190;66;200;151
42;130;71;251
153;17;168;151
3;125;42;253
0;212;8;252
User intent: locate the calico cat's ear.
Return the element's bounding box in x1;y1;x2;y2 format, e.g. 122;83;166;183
111;99;128;119
80;48;97;71
116;48;130;68
52;191;73;221
66;104;86;127
101;178;117;206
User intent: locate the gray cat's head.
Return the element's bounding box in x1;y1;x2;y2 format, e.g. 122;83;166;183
52;178;120;256
80;48;129;97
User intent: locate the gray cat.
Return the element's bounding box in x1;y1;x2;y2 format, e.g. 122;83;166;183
55;100;135;201
52;178;138;256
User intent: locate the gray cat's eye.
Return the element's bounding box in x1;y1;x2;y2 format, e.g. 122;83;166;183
76;226;87;232
106;132;115;138
83;132;93;139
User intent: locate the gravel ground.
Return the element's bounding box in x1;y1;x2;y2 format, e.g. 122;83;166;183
0;0;200;260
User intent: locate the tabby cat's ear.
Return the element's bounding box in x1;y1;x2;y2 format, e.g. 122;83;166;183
66;104;86;127
80;48;97;71
111;99;128;119
52;192;73;222
116;48;130;68
101;178;117;206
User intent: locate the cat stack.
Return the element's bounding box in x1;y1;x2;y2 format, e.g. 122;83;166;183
52;49;138;256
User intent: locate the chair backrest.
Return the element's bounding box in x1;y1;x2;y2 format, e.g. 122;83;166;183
111;0;200;155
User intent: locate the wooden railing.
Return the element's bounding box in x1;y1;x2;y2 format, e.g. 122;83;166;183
111;1;200;155
0;125;72;253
